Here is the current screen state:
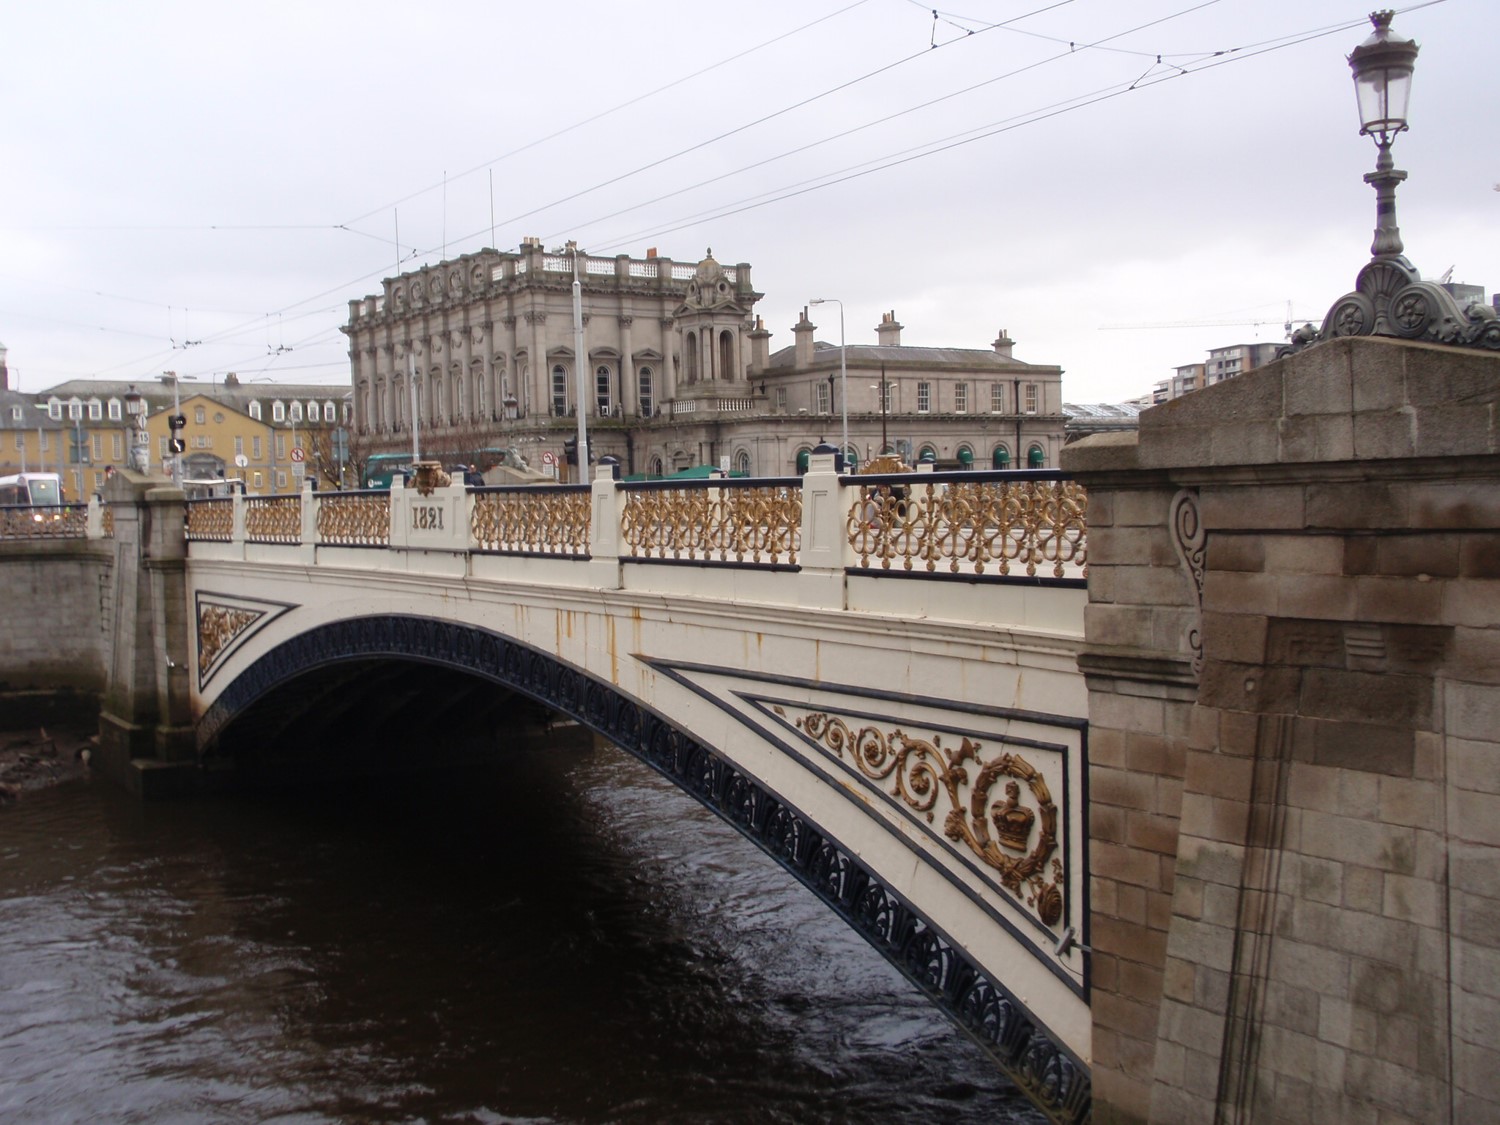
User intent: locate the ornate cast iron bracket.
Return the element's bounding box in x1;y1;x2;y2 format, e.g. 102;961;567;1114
1282;254;1500;356
793;712;1065;930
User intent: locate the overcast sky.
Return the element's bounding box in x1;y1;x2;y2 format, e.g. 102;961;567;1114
3;0;1494;404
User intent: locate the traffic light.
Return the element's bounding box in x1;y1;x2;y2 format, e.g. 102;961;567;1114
169;437;186;454
563;437;578;466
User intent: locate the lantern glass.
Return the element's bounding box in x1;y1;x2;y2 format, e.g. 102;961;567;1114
1348;13;1418;141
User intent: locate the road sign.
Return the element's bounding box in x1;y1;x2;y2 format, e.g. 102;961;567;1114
540;450;556;466
291;448;305;463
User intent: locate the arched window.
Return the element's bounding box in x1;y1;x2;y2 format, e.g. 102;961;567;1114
719;331;734;381
323;401;336;423
431;376;444;424
843;444;859;473
249;400;262;421
796;448;811;474
289;402;303;423
638;367;654;417
453;378;464;420
917;443;938;463
992;446;1011;469
595;365;612;415
684;332;699;383
108;398;122;421
552;365;569;415
956;444;974;468
1028;444;1046;468
734;449;750;475
272;400;286;422
649;454;664;478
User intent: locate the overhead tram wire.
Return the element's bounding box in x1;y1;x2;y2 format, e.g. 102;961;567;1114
335;0;875;231
127;1;1000;371
100;4;883;377
539;0;1240;246
91;1;1430;387
585;12;1377;252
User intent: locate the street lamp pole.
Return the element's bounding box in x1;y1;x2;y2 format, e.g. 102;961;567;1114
810;298;846;465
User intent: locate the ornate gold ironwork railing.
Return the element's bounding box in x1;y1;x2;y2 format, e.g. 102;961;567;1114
317;492;391;547
102;506;114;538
848;474;1087;579
470;486;590;556
620;480;801;565
0;505;89;540
185;498;234;542
245;496;302;545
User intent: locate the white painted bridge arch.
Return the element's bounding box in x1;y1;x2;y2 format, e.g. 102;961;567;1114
185;458;1093;1120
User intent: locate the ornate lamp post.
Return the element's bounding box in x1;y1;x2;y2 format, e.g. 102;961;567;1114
1287;11;1499;355
1351;9;1417;261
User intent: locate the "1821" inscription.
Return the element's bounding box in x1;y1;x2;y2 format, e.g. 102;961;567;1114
411;505;445;531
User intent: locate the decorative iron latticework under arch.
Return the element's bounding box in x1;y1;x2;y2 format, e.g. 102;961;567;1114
198;615;1091;1123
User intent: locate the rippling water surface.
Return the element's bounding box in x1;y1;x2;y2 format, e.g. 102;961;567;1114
0;741;1045;1124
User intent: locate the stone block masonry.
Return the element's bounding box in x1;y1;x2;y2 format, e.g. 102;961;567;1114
1065;337;1500;1124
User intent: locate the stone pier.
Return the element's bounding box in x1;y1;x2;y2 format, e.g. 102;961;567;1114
1065;336;1500;1122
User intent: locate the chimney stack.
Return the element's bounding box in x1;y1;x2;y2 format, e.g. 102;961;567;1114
875;310;903;347
793;307;817;368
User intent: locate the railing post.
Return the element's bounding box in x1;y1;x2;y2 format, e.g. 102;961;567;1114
300;478;318;546
86;494;104;539
388;473;408;550
796;443;848;609
231;487;246;546
589;456;623;589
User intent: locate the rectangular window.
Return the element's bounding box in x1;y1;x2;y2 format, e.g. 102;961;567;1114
48;401;62;421
272;401;285;422
774;387;787;414
14;433;23;451
252;436;263;460
194;406;206;424
551;365;568;416
234;436;244;457
276;470;288;490
112;433;123;460
40;432;49;452
253;472;263;490
816;381;830;415
324;403;336;423
69;402;82;420
1024;383;1038;413
91;434;103;460
10;406;21;422
917;382;931;413
109;399;122;420
275;434;286;459
991;383;1005;413
89;401;102;420
954;383;968;413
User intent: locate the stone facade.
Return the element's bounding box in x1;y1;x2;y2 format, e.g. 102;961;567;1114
1064;337;1500;1123
343;240;1066;478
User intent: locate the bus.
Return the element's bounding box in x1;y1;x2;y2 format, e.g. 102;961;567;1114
362;453;414;490
0;472;64;507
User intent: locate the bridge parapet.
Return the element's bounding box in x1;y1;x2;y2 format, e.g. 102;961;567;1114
183;460;1087;624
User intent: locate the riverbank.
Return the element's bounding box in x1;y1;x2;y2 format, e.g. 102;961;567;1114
0;724;95;804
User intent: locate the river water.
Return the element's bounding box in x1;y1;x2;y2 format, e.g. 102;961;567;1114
0;740;1045;1124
